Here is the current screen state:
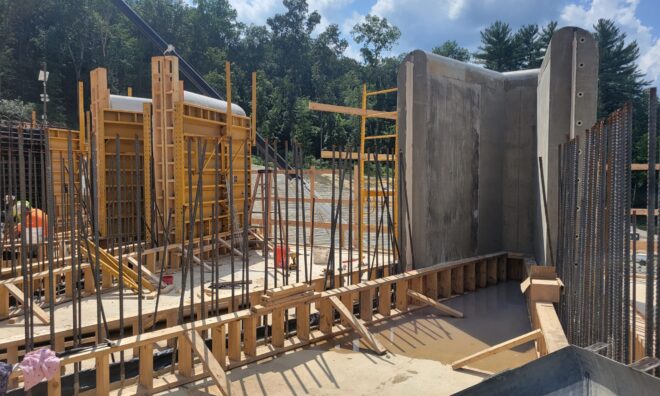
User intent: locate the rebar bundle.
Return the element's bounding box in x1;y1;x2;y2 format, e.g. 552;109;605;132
557;103;635;363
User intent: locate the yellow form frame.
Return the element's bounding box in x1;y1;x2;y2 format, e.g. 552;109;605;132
358;84;398;275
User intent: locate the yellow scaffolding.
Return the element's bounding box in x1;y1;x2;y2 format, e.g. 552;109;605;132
358;84;398;276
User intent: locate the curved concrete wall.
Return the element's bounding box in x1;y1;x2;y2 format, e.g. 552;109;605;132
397;27;598;267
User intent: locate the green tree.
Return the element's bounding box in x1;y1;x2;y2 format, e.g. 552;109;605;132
513;24;541;68
537;20;557;61
474;21;517;72
593;18;647;118
432;40;470;62
351;14;401;66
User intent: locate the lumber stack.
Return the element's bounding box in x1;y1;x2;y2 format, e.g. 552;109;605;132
252;283;317;314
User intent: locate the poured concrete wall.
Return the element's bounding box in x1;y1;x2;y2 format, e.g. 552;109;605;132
398;27;598;267
535;27;598;265
398;52;537;266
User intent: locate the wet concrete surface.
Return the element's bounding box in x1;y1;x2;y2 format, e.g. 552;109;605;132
331;281;537;373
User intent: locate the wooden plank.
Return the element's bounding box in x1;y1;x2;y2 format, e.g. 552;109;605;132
47;366;62;396
451;329;543;370
464;263;476;291
424;273;439;299
309;101;397;120
178;334;193;377
340;293;353;326
360;289;373;321
407;290;463;318
266;282;312;299
271;308;285;347
318;299;333;334
320;150;390;161
487;258;497;285
378;284;391;316
296;304;310;341
211;325;226;368
3;283;50;324
439;270;452;298
329;295;387;355
497;256;507;282
477;261;487;288
95;355;110;396
139;343;154;390
227;321;241;361
395;280;408;310
184;330;231;396
452;267;464;294
243;317;257;356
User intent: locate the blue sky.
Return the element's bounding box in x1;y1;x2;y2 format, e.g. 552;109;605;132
214;0;660;84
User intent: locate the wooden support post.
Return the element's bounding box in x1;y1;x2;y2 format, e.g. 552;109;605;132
0;285;8;317
178;334;193;376
464;263;476;291
65;271;73;297
407;289;463;318
329;296;386;355
497;256;507;281
95;355;110;396
487;258;498;285
451;267;464;294
318;299;333;334
228;321;241;361
131;318;140;358
477;261;487;288
340;293;353;326
360;289;373;321
378;283;391;316
296;304;310;341
451;329;543;370
272;308;285;347
424;273;438;299
212;324;227;368
44;277;52;304
102;270;112;288
54;335;65;352
83;266;95;294
439;270;451;298
185;330;232;396
47;365;62;396
166;312;177;347
139;343;154;390
243;317;257;356
395;279;408;310
7;345;18;388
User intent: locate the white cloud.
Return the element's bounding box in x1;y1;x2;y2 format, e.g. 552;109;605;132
227;0;283;25
560;0;659;83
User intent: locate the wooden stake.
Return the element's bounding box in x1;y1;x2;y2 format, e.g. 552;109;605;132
451;329;543;370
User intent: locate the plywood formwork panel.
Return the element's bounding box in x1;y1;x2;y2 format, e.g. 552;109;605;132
46;128;83;232
90;67;146;240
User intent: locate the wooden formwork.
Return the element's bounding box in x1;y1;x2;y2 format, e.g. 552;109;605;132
90;68;146;241
47;127;84;232
151;56;252;245
18;252;541;396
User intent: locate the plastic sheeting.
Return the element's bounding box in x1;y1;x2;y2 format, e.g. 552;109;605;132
109;91;246;116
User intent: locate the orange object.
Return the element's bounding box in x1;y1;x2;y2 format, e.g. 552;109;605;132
16;208;48;237
274;245;288;269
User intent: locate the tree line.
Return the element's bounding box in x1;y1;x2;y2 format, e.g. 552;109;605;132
0;0;651;166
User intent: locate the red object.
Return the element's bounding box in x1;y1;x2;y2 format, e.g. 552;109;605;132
274;245;288;268
163;275;174;285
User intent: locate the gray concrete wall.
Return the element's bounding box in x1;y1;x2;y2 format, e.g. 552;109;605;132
535;27;598;265
398;52;537;266
398;27;598;268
